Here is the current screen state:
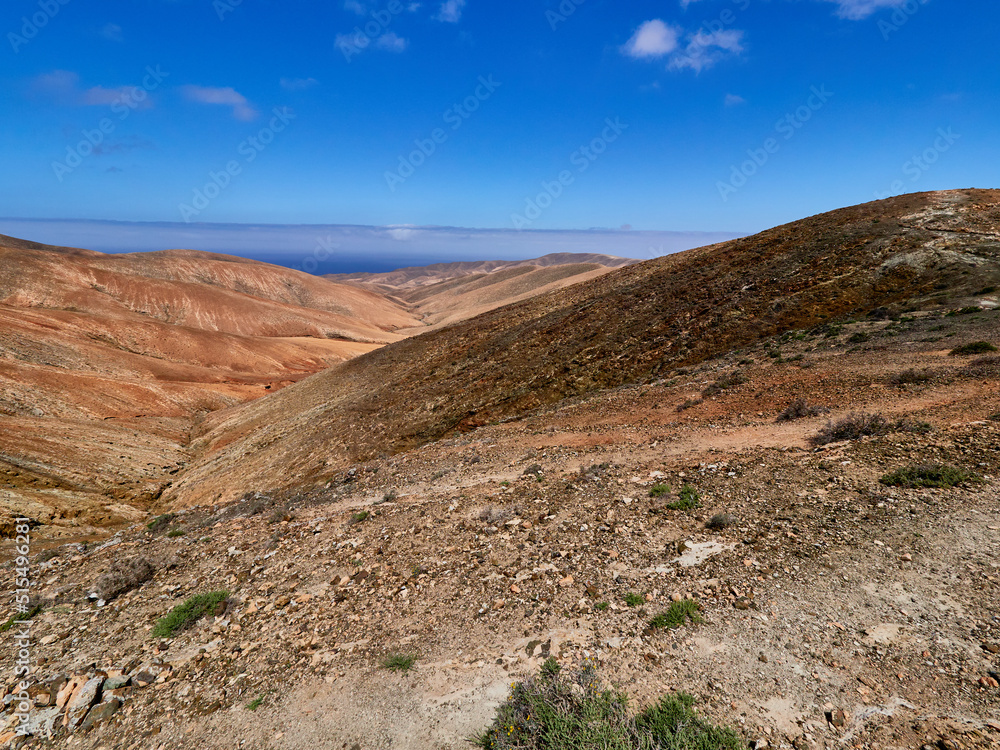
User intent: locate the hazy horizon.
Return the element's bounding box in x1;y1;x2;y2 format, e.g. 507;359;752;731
0;217;744;274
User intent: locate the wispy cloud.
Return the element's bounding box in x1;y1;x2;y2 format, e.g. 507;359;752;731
668;28;745;72
436;0;466;23
30;70;153;109
344;0;371;14
375;32;408;51
622;21;743;72
180;85;257;121
280;77;319;91
823;0;916;20
622;20;681;59
724;93;746;106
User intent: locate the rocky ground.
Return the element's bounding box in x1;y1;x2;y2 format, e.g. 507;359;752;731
1;307;998;749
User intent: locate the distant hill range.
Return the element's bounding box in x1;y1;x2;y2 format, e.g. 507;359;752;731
326;252;639;331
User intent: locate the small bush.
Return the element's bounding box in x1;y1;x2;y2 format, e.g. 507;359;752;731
540;657;561;678
776;398;829;423
889;369;932;386
0;601;44;633
649;484;671;498
847;331;870;344
706;513;737;530
246;697;264;711
478;506;513;525
166;529;186;538
146;514;175;533
813;412;890;445
473;661;742;750
623;592;645;607
676;398;702;412
989;413;1000;422
595;601;610;611
152;590;229;638
94;557;157;602
348;511;370;525
667;484;701;511
880;464;982;488
382;653;417;673
649;599;703;631
702;372;747;398
950;341;997;356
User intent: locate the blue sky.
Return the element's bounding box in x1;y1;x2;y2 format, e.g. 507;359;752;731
1;0;996;269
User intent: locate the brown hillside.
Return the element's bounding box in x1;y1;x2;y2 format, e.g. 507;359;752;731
166;189;1000;508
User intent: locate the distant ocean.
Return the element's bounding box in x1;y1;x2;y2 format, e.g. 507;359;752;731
0;218;745;275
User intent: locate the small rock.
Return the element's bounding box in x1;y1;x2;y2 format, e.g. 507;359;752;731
131;671;157;688
829;709;848;728
558;575;574;587
80;697;122;730
64;676;103;730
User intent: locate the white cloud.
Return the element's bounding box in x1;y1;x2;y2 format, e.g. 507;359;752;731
823;0;914;20
436;0;466;23
376;32;408;51
679;0;707;8
724;93;746;106
668;28;744;72
622;20;681;59
30;71;153;109
386;226;418;241
81;85;152;108
181;85;257;121
344;0;370;14
280;77;319;91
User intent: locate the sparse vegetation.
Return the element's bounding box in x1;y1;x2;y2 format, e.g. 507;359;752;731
667;484;701;511
474;661;741;750
152;590;229;638
623;592;645;607
348;511;370;525
813;412;933;444
479;505;514;524
382;653;417;673
988;413;1000;422
146;514;175;533
706;513;737;530
0;601;44;633
949;341;997;356
381;490;399;503
648;484;671;498
94;556;157;602
677;398;703;412
246;697;265;711
880;464;981;488
847;331;870;344
890;368;933;385
649;599;703;631
776;398;828;422
166;528;186;538
595;601;610;611
702;371;747;397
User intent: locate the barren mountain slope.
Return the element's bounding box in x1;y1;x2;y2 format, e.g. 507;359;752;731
166;189;1000;508
0;238;420;534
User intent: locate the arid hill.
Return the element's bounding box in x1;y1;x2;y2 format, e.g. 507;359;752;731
329;253;639;333
0;237;419;534
165;189;1000;509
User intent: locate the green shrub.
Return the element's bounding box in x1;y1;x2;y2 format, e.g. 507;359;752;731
649;484;671;498
146;514;175;533
623;592;645;607
667;485;701;511
949;341;997;356
813;412;890;444
889;369;932;386
0;602;43;633
349;511;370;525
382;653;417;673
152;590;229;638
246;697;264;711
649;599;703;631
166;528;186;538
473;661;741;750
880;464;982;489
595;602;610;612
